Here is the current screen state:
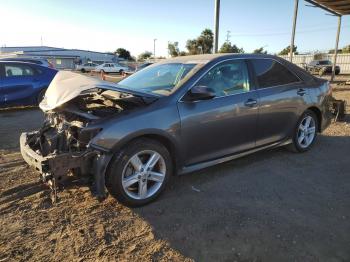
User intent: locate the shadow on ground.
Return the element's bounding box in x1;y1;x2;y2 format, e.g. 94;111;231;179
135;134;350;261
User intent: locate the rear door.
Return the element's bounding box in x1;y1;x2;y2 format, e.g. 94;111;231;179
250;58;309;146
0;64;4;104
1;63;37;107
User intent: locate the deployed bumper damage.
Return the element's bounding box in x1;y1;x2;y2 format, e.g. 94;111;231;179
20;71;153;200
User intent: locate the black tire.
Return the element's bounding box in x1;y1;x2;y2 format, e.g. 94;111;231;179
37;88;47;105
288;110;318;153
119;69;124;74
106;138;172;207
81;68;86;73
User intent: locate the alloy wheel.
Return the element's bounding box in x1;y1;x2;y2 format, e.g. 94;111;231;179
297;115;316;148
121;150;166;200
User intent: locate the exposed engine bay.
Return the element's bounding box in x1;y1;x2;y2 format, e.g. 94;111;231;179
20;71;156;201
29;88;148;157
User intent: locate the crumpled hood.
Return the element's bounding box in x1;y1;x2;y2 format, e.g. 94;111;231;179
39;71;105;111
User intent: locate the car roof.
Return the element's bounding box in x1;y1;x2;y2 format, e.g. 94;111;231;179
0;57;46;62
157;53;286;65
0;60;41;65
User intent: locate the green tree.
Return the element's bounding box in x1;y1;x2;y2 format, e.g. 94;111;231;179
342;44;350;53
168;42;180;57
138;51;152;61
219;42;244;53
278;45;298;55
328;49;342;54
253;47;267;54
115;48;131;60
185;28;214;54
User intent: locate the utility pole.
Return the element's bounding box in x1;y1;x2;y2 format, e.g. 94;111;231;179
167;41;170;58
153;38;157;60
289;0;299;62
41;36;43;46
225;30;231;43
213;0;220;53
331;15;342;82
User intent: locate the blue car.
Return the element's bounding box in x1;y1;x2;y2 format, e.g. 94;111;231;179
0;61;57;108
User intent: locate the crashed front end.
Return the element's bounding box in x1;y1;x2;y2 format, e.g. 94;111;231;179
20;71;153;199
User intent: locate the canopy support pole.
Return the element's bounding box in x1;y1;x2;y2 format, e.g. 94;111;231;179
290;0;299;62
331;15;342;82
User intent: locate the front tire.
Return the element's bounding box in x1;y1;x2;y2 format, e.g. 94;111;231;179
106;138;172;207
288;110;318;153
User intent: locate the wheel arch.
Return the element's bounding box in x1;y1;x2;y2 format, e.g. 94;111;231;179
106;132;181;175
306;106;322;132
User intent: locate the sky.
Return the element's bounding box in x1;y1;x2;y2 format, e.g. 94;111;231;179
0;0;349;57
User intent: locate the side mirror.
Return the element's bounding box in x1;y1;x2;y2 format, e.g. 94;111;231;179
184;85;216;101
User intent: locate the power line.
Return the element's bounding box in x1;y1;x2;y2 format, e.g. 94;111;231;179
229;25;350;37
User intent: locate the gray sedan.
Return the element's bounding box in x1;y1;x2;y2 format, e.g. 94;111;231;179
20;54;333;206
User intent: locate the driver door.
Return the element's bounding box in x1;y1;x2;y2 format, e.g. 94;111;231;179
177;59;259;166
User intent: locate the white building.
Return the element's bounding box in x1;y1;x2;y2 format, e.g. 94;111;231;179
0;46;121;69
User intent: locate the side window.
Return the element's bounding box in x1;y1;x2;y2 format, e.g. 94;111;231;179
251;59;300;88
196;60;250;97
4;64;35;77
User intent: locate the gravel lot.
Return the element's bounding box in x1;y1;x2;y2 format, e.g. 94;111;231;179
0;88;349;262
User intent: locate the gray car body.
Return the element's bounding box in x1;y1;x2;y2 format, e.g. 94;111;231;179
86;54;332;174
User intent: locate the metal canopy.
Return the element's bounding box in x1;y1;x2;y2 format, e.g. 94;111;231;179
290;0;350;81
305;0;350;16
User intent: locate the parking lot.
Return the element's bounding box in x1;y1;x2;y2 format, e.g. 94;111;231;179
0;86;348;261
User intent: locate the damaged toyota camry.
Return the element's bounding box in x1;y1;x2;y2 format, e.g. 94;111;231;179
20;54;333;206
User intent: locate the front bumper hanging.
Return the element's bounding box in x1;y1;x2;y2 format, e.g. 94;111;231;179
20;132;110;201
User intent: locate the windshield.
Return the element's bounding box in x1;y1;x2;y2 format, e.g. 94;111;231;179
117;63;197;96
319;60;332;65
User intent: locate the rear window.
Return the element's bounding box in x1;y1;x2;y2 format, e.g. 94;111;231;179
4;64;36;77
251;59;300;88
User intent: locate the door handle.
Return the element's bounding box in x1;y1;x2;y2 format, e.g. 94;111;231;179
244;99;257;107
297;88;306;96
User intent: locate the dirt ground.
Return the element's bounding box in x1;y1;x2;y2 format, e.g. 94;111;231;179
0;87;350;262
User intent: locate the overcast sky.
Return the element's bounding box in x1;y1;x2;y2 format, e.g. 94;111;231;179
1;0;349;57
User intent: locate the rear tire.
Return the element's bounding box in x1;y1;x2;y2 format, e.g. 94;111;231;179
288;110;318;153
106;138;172;207
81;68;86;73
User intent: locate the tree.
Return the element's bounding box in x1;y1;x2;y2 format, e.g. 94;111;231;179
328;49;342;54
278;45;298;55
186;39;200;55
253;47;267;54
185;28;214;54
219;42;244;53
197;28;214;54
342;44;350;53
115;48;131;60
168;42;180;57
138;51;152;61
